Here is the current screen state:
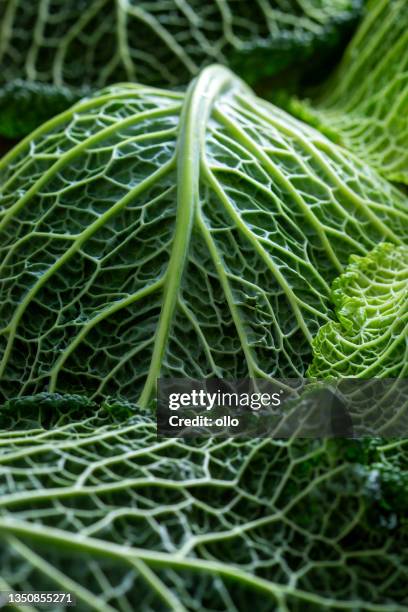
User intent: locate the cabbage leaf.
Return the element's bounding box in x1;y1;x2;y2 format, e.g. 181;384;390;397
0;0;362;137
0;402;407;610
292;0;408;184
1;65;407;404
308;243;408;378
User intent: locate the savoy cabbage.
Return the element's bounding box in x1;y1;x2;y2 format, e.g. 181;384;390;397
0;66;407;405
0;0;362;137
0;8;408;608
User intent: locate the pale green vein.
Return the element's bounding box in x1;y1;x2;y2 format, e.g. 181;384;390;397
178;297;223;376
7;536;114;612
130;557;187;612
52;0;110;85
196;212;259;378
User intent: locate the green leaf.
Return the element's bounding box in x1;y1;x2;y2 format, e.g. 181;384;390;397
0;66;407;404
308;243;408;378
292;0;408;183
0;0;363;136
0;403;407;610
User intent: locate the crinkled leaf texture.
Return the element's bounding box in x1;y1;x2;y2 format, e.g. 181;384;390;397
0;0;362;136
1;65;407;405
308;243;408;378
0;402;407;610
292;0;408;183
0;80;89;139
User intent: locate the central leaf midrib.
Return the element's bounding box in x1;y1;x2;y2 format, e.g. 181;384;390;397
138;66;239;408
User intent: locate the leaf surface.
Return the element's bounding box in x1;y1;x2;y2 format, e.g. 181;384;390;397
292;0;408;183
0;66;407;404
308;243;408;378
0;403;407;610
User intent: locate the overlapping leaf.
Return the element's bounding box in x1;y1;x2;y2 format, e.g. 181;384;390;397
0;0;362;136
292;0;408;183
